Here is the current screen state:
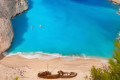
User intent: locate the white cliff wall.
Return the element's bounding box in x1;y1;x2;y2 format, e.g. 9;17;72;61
0;0;28;54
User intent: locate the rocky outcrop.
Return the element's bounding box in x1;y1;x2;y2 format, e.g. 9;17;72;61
0;0;28;54
111;0;120;4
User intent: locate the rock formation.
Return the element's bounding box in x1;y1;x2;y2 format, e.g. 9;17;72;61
111;0;120;4
0;0;28;54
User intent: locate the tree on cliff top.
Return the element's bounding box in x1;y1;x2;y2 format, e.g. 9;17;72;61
86;40;120;80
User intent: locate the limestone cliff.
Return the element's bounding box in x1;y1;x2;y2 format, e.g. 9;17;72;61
111;0;120;4
0;0;28;54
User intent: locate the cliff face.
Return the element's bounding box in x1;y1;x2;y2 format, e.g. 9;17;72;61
0;0;28;54
111;0;120;4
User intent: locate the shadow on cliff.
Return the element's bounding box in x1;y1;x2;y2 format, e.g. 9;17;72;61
7;0;33;53
71;0;119;10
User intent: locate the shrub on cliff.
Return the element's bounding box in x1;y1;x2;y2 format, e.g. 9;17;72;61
86;40;120;80
14;77;19;80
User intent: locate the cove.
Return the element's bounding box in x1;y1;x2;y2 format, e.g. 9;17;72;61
8;0;120;57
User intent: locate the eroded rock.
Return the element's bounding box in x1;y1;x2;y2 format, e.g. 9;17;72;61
0;0;28;54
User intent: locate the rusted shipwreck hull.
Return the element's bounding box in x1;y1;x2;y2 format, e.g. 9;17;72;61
38;71;77;79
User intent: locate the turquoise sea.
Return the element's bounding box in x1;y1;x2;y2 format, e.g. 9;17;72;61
8;0;120;58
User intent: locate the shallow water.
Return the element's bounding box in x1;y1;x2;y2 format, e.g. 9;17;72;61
8;0;120;57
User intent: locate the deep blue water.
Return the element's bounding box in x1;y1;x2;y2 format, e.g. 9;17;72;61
8;0;120;57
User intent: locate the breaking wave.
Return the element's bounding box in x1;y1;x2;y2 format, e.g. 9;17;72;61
2;52;108;62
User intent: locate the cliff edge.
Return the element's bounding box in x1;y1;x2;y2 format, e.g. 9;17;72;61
111;0;120;4
0;0;28;54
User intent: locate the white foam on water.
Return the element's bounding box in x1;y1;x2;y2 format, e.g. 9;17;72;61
2;52;108;63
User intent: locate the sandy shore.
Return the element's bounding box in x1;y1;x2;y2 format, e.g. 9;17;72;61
0;54;108;80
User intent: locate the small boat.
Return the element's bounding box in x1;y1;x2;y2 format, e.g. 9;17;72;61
40;25;42;27
38;70;77;79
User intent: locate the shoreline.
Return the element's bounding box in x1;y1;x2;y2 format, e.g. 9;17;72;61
0;0;118;80
0;54;108;80
3;52;109;63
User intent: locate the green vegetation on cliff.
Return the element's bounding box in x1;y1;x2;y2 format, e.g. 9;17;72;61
87;40;120;80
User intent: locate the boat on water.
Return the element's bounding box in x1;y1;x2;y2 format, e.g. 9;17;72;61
38;70;77;79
